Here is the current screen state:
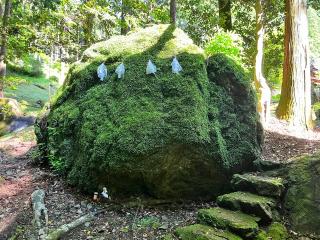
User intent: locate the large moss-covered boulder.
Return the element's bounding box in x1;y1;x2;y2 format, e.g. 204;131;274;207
284;154;320;236
35;24;262;199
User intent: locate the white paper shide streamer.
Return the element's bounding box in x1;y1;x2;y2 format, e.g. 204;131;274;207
115;63;125;79
97;63;108;81
171;57;182;74
146;60;157;75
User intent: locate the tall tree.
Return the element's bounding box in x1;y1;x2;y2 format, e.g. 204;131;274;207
276;0;312;129
254;0;271;127
120;0;129;35
170;0;176;24
0;0;12;97
218;0;232;30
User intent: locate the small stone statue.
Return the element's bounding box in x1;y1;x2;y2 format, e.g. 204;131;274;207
97;63;107;81
31;189;48;228
101;187;111;201
146;60;157;75
115;63;125;79
171;57;182;74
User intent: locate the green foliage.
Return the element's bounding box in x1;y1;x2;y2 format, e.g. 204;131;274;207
205;31;244;66
178;0;219;46
36;25;261;199
8;54;44;77
308;7;320;62
232;0;285;90
133;216;161;230
264;30;284;89
4;72;58;115
272;94;281;103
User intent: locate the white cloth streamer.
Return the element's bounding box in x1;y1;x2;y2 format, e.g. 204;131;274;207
97;63;107;81
146;60;157;75
171;57;182;74
115;63;125;79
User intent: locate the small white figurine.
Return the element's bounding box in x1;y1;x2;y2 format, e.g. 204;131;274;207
101;187;110;200
97;63;108;81
115;63;125;79
146;60;157;75
171;57;182;74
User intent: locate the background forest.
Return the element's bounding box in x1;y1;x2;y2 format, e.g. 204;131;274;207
2;0;320;105
1;1;320;240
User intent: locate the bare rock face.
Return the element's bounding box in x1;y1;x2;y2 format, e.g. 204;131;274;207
35;25;262;199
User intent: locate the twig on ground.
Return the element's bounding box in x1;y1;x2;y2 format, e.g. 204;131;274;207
45;213;95;240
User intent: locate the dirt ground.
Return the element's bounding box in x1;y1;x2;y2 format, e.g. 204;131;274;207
1;115;320;240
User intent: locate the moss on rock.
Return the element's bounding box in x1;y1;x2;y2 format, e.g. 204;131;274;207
284;154;320;236
231;174;284;198
267;222;288;240
35;24;262;199
217;191;276;224
175;224;242;240
197;207;259;238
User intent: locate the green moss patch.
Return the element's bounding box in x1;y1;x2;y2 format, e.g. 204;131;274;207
231;174;284;198
197;207;259;238
175;224;242;240
267;222;288;240
284;154;320;235
35;24;261;199
217;191;276;223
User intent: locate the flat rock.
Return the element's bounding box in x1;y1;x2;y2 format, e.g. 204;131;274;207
217;191;276;224
197;207;259;238
175;224;242;240
231;174;284;197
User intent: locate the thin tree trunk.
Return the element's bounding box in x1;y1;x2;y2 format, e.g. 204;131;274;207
170;0;177;24
218;0;232;31
276;0;312;130
0;0;12;98
120;0;129;35
254;0;271;127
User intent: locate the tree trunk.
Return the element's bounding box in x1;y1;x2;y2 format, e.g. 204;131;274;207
276;0;312;130
0;0;12;98
218;0;232;31
170;0;177;24
120;0;129;35
83;15;94;46
254;0;271;127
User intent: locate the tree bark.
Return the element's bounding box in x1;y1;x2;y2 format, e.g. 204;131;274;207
170;0;177;24
218;0;232;31
0;0;12;98
276;0;312;130
120;0;129;35
254;0;271;127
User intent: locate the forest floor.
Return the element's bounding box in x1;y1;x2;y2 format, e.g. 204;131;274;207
0;114;320;240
